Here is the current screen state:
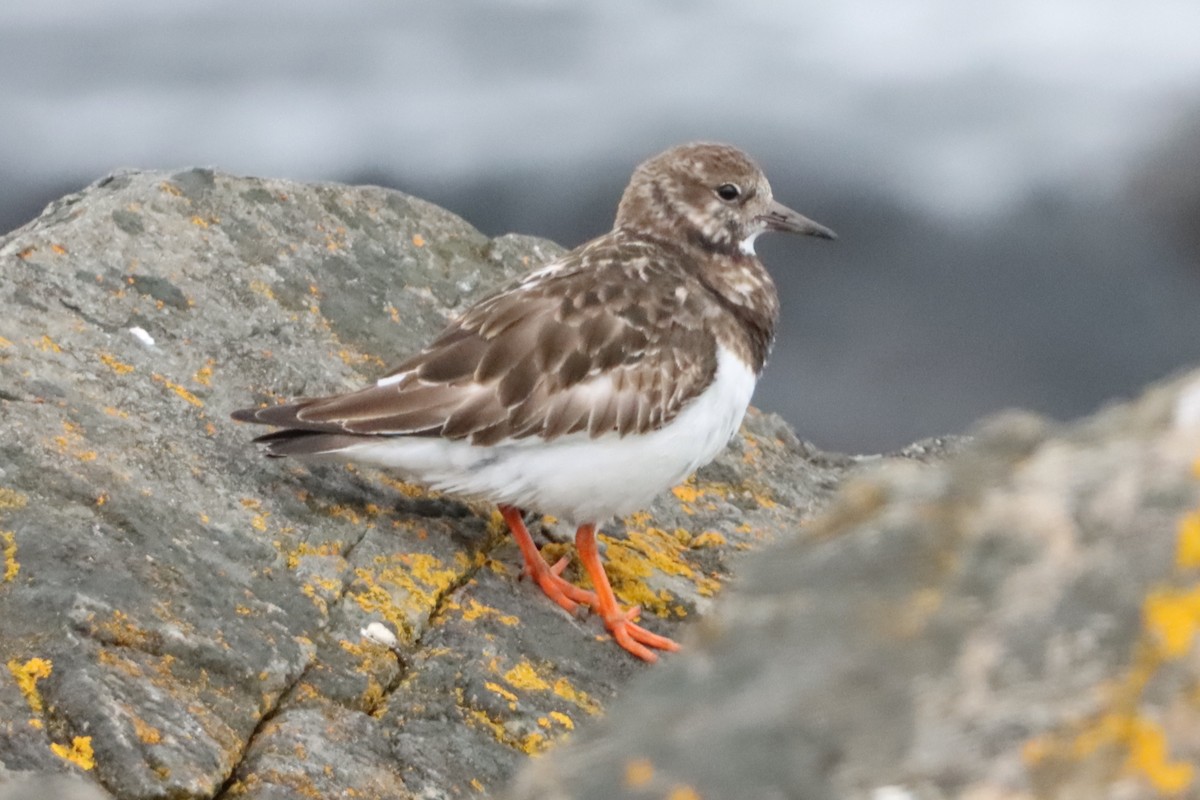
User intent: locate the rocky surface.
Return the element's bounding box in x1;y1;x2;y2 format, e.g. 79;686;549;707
508;371;1200;800
6;169;1195;800
0;171;900;799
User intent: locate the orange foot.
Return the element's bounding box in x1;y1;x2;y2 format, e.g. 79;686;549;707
575;523;681;663
500;505;596;614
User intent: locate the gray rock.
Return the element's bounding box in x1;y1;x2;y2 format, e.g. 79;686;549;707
0;171;885;799
0;772;113;800
507;371;1200;800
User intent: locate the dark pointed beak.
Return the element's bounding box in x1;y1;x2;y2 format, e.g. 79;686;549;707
758;200;837;240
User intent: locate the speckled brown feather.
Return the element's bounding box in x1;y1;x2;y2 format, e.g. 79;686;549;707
235;233;726;447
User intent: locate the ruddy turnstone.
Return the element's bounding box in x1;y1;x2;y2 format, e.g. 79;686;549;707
232;142;834;661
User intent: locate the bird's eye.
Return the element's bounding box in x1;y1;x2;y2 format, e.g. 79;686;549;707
716;183;741;202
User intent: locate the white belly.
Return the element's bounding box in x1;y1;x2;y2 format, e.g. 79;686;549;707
341;346;757;525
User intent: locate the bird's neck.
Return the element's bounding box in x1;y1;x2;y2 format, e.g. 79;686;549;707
694;250;779;374
617;226;779;372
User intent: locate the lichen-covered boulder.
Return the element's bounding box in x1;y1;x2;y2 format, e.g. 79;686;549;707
0;171;886;799
508;370;1200;800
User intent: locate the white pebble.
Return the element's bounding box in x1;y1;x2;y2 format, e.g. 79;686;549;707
128;326;155;347
360;621;399;647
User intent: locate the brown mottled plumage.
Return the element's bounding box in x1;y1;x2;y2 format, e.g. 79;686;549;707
233;142;834;661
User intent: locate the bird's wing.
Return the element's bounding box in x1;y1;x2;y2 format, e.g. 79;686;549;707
234;240;719;446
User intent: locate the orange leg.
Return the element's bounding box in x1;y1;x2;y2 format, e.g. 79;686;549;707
499;505;596;613
575;524;681;662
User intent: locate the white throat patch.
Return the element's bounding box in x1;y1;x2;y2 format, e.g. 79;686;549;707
738;230;763;256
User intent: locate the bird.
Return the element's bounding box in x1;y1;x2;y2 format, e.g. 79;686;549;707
232;142;834;661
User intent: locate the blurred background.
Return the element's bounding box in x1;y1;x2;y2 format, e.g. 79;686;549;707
2;0;1198;453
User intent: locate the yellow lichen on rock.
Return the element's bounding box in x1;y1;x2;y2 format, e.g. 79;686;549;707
152;373;204;407
133;717;162;745
0;488;28;510
689;531;726;549
552;677;601;716
459;598;519;626
2;531;18;582
283;540;346;570
99;352;135;374
50;420;98;462
624;757;655;788
666;784;702;800
547;710;574;730
350;551;463;639
1144;587;1200;658
193;359;215;386
1176;511;1200;569
598;528;720;616
503;660;550;692
8;657;52;716
1023;496;1200;796
50;736;95;771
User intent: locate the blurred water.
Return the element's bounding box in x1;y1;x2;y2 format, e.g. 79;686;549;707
2;0;1198;450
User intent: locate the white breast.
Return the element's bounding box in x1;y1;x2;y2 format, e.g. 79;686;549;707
341;345;757;525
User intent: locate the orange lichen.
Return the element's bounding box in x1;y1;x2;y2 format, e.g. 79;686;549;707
133;717;162;745
152;373;204;407
248;280;276;301
374;472;432;496
335;349;387;369
50;243;68;255
412;234;425;247
36;335;62;353
284;540;345;570
667;785;701;800
624;758;655;788
193;360;215;386
96;610;152;649
0;488;28;510
51;421;100;462
99;352;135;374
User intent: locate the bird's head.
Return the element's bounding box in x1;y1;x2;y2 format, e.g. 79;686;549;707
615;142;835;256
